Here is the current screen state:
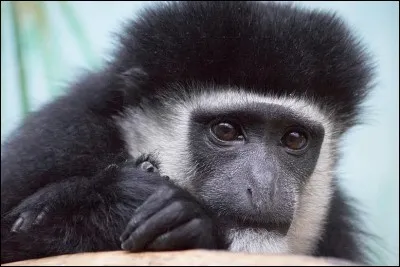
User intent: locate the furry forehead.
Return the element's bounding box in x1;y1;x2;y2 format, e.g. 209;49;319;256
111;1;375;128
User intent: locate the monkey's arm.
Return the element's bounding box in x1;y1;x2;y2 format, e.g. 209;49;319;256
1;162;166;263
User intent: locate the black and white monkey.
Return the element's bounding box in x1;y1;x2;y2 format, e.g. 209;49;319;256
1;1;376;265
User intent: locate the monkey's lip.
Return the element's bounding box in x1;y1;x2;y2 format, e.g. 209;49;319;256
231;215;291;235
264;221;291;235
247;217;291;235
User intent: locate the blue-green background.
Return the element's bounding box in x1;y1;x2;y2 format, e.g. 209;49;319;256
1;1;398;265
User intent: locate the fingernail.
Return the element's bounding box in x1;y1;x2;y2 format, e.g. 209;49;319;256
34;211;46;225
11;217;24;233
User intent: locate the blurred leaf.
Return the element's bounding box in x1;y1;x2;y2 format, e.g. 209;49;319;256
1;3;8;129
10;1;30;115
32;1;61;96
58;1;99;68
2;1;97;117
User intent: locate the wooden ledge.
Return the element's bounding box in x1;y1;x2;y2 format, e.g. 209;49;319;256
2;250;359;266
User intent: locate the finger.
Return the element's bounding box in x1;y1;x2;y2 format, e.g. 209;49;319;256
33;209;48;225
145;218;207;251
120;186;177;242
11;210;38;233
121;200;196;251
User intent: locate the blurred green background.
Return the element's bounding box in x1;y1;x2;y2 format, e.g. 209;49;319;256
1;1;398;265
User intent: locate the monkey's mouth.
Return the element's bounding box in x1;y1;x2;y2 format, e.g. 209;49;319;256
264;221;291;235
231;215;292;236
246;216;291;235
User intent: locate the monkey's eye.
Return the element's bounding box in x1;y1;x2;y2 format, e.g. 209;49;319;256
281;130;308;150
211;122;244;142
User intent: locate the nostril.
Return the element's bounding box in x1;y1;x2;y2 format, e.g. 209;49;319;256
247;188;252;197
246;188;258;210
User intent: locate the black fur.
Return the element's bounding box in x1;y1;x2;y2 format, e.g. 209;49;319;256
316;180;372;264
1;1;374;264
114;1;374;129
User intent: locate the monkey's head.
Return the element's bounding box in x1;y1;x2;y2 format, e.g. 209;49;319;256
114;1;374;255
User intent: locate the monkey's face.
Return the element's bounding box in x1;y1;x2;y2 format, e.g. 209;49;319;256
187;101;325;233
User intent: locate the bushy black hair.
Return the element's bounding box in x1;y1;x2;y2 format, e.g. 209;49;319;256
111;1;375;130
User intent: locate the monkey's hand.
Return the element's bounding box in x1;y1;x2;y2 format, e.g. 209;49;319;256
120;184;217;252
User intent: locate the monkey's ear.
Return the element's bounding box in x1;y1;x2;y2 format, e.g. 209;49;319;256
82;66;149;116
65;68;129;116
116;66;152;106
